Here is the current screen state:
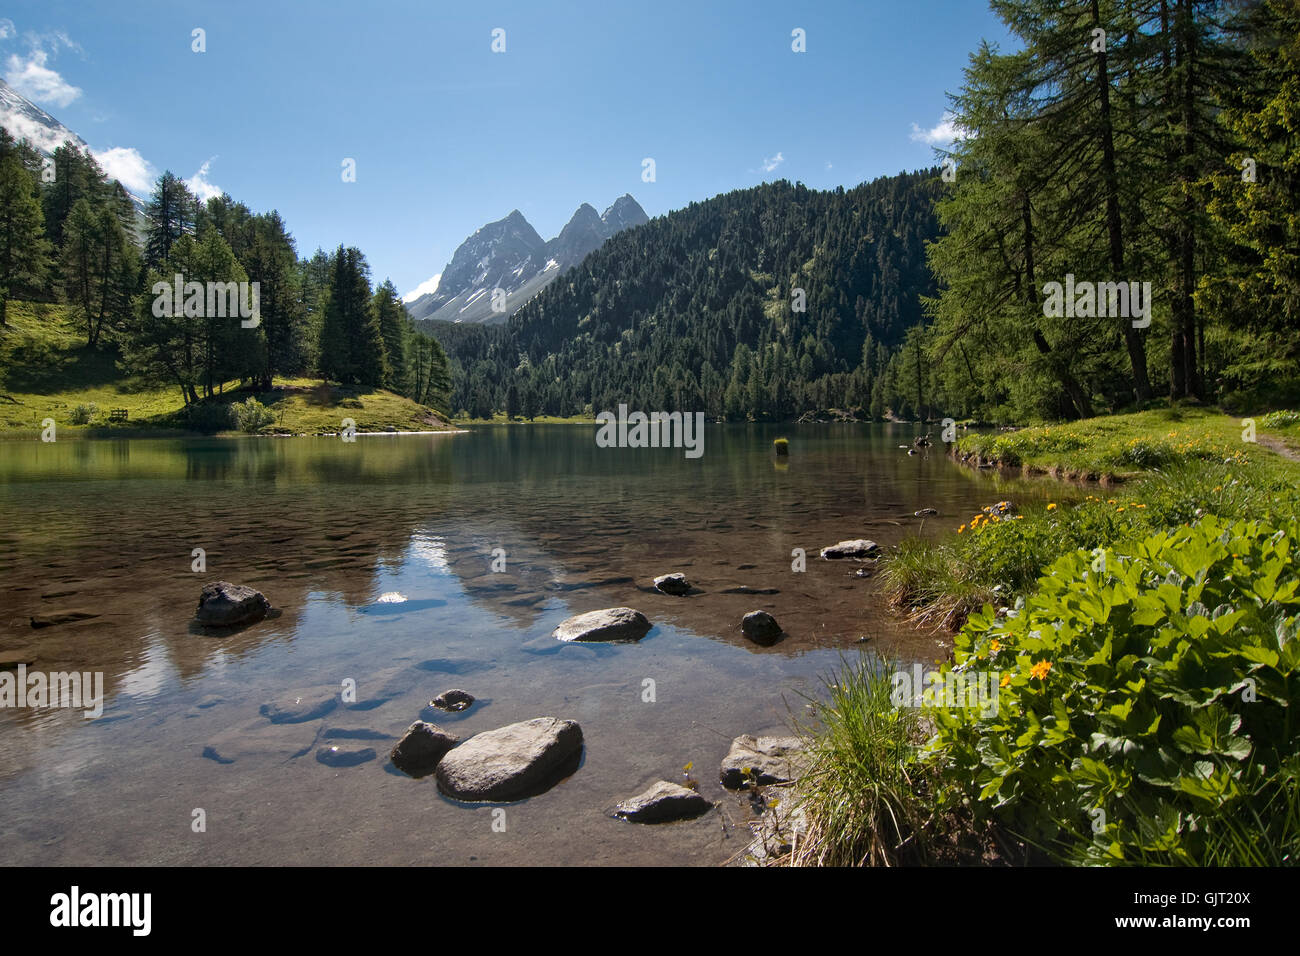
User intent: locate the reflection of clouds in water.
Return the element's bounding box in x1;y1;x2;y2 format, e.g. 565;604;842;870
118;633;174;700
408;532;450;573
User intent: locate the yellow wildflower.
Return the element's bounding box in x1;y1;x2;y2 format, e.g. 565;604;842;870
1030;660;1052;680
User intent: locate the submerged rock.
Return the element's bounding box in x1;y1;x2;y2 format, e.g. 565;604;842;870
390;721;459;778
259;690;337;724
553;607;651;643
195;581;270;626
612;781;712;823
430;688;475;712
316;744;376;768
435;717;583;801
29;609;100;628
741;610;782;644
653;573;691;596
819;539;880;560
720;734;807;789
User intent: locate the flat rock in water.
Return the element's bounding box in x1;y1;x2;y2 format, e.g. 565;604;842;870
0;648;36;668
720;734;807;789
819;539;880;560
741;610;782;643
390;721;459;778
914;508;939;517
612;781;712;823
653;573;691;596
552;607;650;643
259;690;337;724
202;718;319;764
430;688;475;712
316;744;377;768
29;609;100;628
195;581;270;626
435;717;583;801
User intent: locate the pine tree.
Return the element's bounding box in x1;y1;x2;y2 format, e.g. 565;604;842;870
144;172;199;269
0;145;49;326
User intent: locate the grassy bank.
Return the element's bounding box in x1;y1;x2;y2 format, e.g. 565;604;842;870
0;301;454;436
786;407;1300;867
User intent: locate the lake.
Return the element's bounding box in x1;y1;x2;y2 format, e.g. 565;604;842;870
0;424;1051;865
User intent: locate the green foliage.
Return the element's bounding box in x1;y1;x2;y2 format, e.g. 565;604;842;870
68;402;98;425
929;517;1300;865
1262;410;1300;429
228;396;275;433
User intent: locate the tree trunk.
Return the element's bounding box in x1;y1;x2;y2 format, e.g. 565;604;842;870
1093;0;1152;402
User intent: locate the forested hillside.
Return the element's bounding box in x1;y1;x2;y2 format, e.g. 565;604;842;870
429;0;1299;426
0;131;452;427
426;174;944;421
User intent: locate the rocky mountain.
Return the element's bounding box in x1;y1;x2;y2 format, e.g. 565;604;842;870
0;79;149;224
405;194;648;325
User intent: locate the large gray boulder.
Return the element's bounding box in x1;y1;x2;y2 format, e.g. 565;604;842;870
390;721;459;778
819;540;880;560
552;608;651;643
196;581;270;626
720;734;807;789
435;717;583;801
612;781;712;823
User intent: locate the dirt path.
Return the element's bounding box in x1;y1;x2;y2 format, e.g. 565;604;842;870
1256;434;1300;462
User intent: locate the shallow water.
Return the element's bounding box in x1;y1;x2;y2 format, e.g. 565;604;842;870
0;425;1054;865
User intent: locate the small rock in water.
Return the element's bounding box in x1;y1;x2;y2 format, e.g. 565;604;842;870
435;717;583;801
553;607;651;643
741;610;783;644
914;508;939;517
195;581;270;627
376;591;407;604
612;781;712;823
316;745;376;768
390;721;459;778
819;539;880;560
653;573;691;596
720;735;807;789
431;688;475;712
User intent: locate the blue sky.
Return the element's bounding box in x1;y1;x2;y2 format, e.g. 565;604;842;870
2;1;1010;299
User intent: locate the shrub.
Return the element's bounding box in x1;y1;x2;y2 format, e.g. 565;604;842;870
929;516;1300;865
69;402;98;425
229;397;276;434
182;402;235;434
790;655;937;866
1261;410;1300;429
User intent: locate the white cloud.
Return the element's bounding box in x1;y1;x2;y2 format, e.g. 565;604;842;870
825;161;833;170
910;113;964;146
761;151;785;173
0;19;16;41
186;158;222;202
403;273;441;302
93;146;156;196
5;48;81;108
0;108;78;153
